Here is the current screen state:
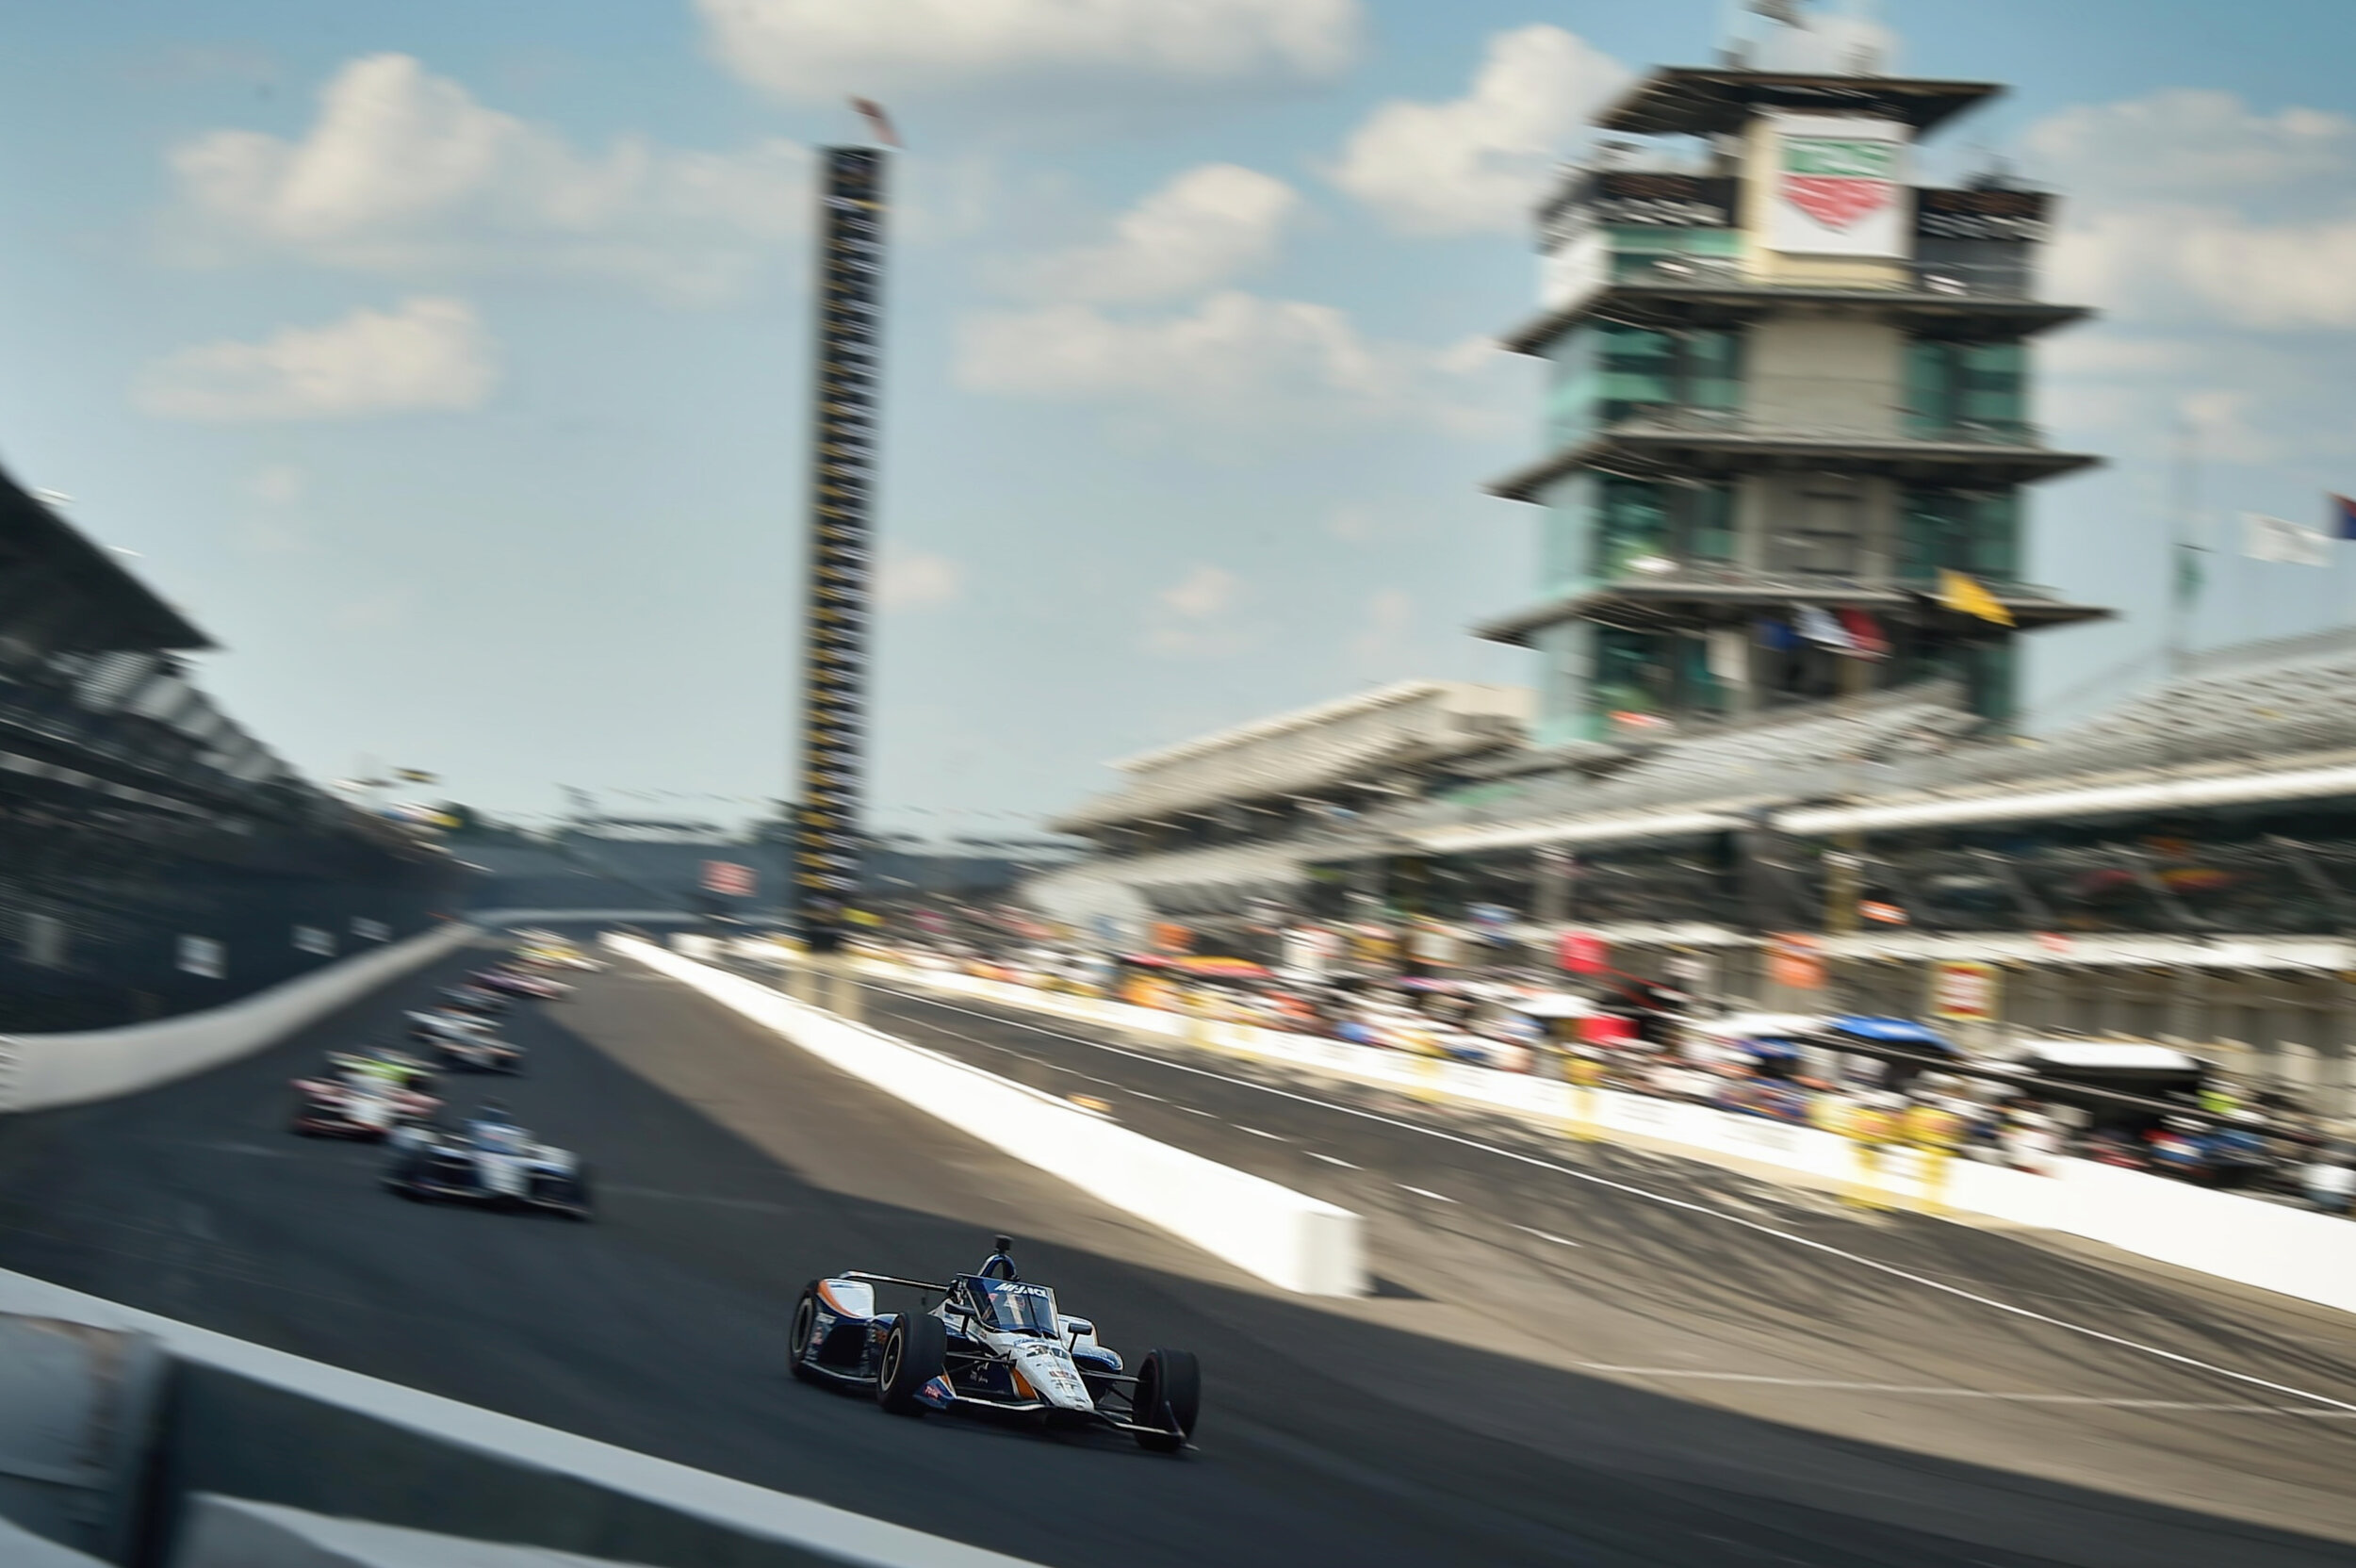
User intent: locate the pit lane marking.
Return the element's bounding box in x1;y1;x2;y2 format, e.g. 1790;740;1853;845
1398;1184;1457;1204
1565;1368;2356;1416
870;984;2356;1417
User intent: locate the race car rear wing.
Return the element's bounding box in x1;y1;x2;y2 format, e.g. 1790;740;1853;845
840;1270;949;1295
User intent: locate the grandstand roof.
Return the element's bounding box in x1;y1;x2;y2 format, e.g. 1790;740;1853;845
1054;681;1531;835
1334;629;2356;855
0;462;211;658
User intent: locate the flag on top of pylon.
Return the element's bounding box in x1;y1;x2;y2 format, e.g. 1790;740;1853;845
2331;493;2356;541
1938;569;2015;627
849;98;900;147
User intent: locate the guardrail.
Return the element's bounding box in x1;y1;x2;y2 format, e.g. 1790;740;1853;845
0;1267;1040;1568
615;937;1366;1298
0;922;476;1114
865;959;2356;1319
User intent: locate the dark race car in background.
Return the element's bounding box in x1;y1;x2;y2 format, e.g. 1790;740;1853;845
788;1238;1199;1452
384;1108;592;1218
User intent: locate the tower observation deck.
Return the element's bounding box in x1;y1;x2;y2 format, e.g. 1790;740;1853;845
1486;11;2111;745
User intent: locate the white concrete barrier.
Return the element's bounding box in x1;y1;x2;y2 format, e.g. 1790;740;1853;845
614;939;1366;1298
0;923;475;1114
0;1268;1040;1568
864;959;2356;1317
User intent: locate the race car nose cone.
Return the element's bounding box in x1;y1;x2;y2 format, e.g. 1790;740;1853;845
1011;1341;1093;1412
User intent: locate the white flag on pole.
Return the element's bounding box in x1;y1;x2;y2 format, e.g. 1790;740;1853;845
1707;627;1750;687
2242;512;2333;566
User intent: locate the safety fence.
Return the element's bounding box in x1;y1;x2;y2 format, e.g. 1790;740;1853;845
847;955;2356;1319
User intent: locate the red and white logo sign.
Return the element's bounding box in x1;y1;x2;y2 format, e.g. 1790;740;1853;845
1560;932;1608;975
1783;175;1892;230
1928;960;2002;1022
701;860;757;897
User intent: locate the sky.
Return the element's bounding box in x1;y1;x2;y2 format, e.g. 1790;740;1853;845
5;0;2356;835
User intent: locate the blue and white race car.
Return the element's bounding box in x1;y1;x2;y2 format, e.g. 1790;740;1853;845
383;1104;592;1219
789;1237;1200;1452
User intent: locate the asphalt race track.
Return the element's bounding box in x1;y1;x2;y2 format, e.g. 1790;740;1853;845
1;930;2352;1567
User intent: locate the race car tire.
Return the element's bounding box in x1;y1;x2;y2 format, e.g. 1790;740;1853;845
382;1154;424;1199
788;1285;822;1382
1132;1348;1199;1452
876;1313;947;1416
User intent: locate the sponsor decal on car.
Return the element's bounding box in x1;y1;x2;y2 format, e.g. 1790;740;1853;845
917;1374;956;1411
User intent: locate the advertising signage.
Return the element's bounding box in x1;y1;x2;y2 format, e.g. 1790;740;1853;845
1759;114;1911;259
797;147;888;952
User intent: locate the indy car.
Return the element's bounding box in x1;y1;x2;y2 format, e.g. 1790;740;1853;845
789;1237;1199;1452
471;967;568;1001
437;984;508;1017
289;1051;439;1138
383;1105;592;1218
406;1010;525;1073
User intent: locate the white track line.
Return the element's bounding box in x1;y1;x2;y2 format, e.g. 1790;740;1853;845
1514;1224;1582;1248
1398;1184;1458;1204
1567;1367;2356;1417
1234;1125;1287;1142
1306;1151;1360;1169
867;983;2356;1416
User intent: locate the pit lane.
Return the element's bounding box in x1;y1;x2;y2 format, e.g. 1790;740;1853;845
0;929;2349;1567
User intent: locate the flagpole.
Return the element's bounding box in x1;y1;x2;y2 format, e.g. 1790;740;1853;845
2165;416;2196;678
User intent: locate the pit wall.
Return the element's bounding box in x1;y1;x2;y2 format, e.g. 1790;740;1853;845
616;937;1366;1298
854;956;2356;1319
0;923;476;1114
0;1268;1038;1568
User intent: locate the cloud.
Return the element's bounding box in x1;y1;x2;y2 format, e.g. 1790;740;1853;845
1346;587;1415;675
2023;90;2356;203
247;463;306;506
1143;563;1253;657
876;545;964;611
694;0;1359;104
134;297;498;422
2027;89;2356;332
1327;502;1378;544
955;290;1507;436
332;587;410;632
167;53;808;303
231;462;315;554
1325;24;1628;236
1017;164;1299;302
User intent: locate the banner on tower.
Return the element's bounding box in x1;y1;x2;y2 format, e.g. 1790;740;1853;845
1759;114;1910;259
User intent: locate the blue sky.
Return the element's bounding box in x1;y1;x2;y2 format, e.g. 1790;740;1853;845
4;0;2354;831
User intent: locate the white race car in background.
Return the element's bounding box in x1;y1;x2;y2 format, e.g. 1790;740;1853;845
406;1009;525;1073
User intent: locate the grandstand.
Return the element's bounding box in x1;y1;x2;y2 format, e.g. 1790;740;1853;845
1020;637;2356;1112
1024;681;1531;943
0;465;464;1029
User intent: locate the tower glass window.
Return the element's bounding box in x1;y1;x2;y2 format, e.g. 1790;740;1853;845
1592;478;1739;580
1899;487;2021;582
1906;340;2028;440
1552;325;1744;443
